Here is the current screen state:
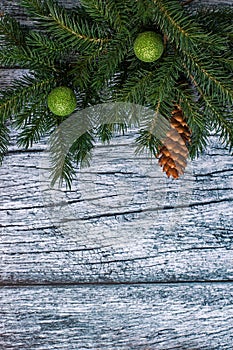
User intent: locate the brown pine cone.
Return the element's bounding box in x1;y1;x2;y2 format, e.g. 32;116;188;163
156;105;191;179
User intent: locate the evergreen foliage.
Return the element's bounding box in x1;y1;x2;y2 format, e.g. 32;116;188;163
0;0;232;187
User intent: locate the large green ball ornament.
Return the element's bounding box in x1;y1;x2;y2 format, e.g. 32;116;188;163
47;86;77;117
133;31;164;63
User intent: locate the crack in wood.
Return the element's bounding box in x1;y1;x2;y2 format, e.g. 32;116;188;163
195;169;233;177
59;197;233;223
1;279;233;288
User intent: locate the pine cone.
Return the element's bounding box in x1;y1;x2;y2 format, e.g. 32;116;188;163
156;105;191;179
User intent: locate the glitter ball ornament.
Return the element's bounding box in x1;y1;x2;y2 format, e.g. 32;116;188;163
133;31;164;62
47;86;77;117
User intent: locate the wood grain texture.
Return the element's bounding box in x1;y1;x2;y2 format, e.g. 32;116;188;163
1;125;232;285
1;284;233;349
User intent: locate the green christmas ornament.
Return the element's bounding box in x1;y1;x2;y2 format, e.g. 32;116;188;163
47;86;77;116
133;31;164;62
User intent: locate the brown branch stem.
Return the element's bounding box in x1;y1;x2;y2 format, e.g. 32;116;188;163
182;0;195;6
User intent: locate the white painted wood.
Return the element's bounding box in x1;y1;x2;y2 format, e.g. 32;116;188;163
0;128;232;285
1;284;233;349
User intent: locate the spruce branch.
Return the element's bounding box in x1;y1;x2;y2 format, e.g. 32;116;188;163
0;14;26;47
146;53;180;107
193;6;233;39
81;0;133;32
152;0;226;51
132;53;180;156
183;51;233;106
96;123;114;144
49;128;95;189
174;82;208;158
0;122;10;165
69;131;95;167
184;65;233;154
135;128;162;158
47;6;107;46
78;0;108;24
16;107;57;149
25;31;68;59
199;94;233;153
134;0;156;24
48;124;76;189
0;74;56;122
91;32;131;90
0;45;57;70
96;122;128;144
50;151;77;190
20;0;49;17
25;0;109;52
116;69;153;104
0;0;232;187
69;51;102;90
104;1;124;32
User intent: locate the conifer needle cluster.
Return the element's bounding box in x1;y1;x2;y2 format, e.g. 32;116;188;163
0;0;232;187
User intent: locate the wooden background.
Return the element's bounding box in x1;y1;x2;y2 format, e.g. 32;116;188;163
1;1;233;349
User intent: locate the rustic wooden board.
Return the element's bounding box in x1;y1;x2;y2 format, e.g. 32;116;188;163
1;125;232;285
1;283;233;349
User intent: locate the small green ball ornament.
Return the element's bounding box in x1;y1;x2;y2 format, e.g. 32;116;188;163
47;86;77;117
133;31;164;63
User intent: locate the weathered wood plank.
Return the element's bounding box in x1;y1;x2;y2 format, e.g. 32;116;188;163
0;128;232;285
1;0;78;16
1;283;233;349
0;69;29;89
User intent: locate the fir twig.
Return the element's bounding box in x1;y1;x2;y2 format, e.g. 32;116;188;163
0;0;232;187
0;123;10;165
0;74;56;121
